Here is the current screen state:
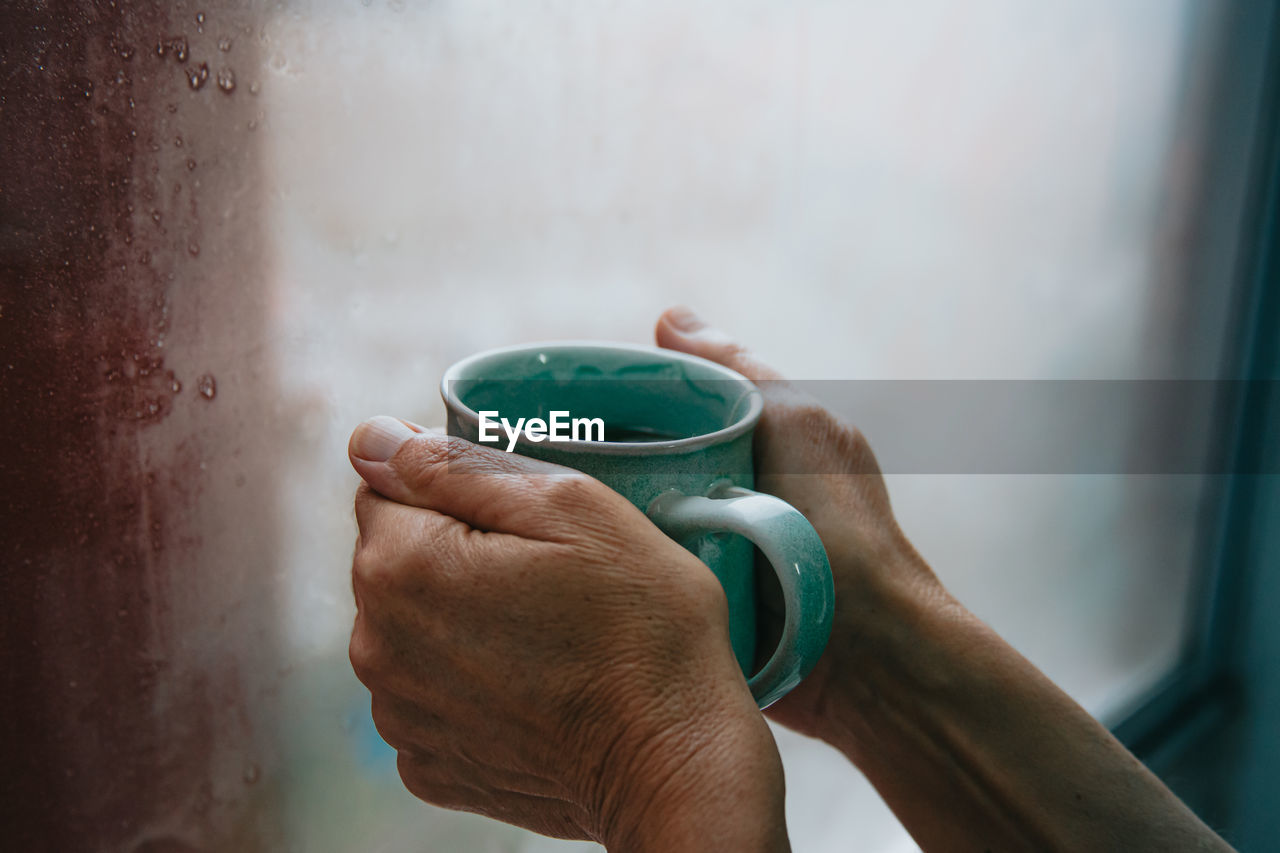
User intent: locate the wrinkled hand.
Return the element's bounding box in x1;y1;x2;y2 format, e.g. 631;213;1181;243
655;307;940;740
347;420;787;851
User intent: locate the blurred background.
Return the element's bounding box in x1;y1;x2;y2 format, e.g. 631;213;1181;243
2;1;1277;851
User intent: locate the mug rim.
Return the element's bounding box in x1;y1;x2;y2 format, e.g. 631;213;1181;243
440;340;764;455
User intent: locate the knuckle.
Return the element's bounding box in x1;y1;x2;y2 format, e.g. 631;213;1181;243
724;342;754;368
369;693;404;748
395;751;424;792
398;434;475;487
546;471;604;510
686;562;730;612
351;537;400;596
659;560;729;630
353;482;381;533
540;474;626;545
348;625;381;685
396;752;457;807
789;401;840;435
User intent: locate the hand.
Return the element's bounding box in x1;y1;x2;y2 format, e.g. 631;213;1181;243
347;418;789;852
655;307;941;739
658;307;1232;853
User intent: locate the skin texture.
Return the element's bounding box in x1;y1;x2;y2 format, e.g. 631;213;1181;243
348;420;789;852
348;306;1234;852
653;308;1234;853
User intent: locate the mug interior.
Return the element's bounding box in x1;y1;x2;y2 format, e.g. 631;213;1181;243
442;342;761;449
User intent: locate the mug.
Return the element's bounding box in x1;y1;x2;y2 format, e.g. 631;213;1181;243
440;342;834;709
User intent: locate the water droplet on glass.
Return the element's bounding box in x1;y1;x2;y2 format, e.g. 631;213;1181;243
196;374;216;399
119;44;135;60
171;380;182;393
174;135;183;147
170;36;189;63
147;402;159;415
219;36;233;52
196;11;206;25
217;67;235;93
150;209;161;223
187;62;209;90
242;762;260;785
186;158;197;171
188;242;200;257
128;96;136;109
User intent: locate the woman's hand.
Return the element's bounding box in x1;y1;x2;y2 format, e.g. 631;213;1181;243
657;307;1232;853
347;419;790;852
655;306;941;740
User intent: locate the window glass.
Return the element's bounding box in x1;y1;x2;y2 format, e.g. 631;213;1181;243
7;1;1257;851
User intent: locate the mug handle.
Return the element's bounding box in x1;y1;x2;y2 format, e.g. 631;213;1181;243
646;483;835;709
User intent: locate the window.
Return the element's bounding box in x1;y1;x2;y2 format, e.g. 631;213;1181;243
4;2;1270;851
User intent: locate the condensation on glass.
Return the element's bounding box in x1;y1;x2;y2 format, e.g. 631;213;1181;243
0;1;1261;851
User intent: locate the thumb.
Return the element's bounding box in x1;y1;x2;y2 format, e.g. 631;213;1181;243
348;415;600;538
654;306;784;382
348;415;442;508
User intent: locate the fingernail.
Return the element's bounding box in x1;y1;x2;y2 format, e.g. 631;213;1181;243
351;416;417;462
666;305;707;333
666;306;734;344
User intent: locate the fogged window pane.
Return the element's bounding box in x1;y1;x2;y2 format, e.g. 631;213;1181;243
5;1;1258;851
262;3;1249;850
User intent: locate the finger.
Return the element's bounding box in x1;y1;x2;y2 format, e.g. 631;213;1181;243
654;306;785;382
353;480;483;567
372;691;578;801
349;417;614;538
350;489;502;660
395;752;591;839
369;690;426;752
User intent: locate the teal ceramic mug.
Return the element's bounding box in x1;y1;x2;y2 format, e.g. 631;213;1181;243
441;342;834;709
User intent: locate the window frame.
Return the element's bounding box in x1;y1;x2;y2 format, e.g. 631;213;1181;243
1112;0;1280;765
